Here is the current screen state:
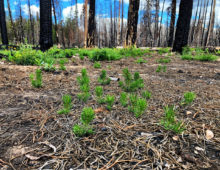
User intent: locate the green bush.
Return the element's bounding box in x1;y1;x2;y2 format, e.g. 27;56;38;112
77;69;90;102
142;90;151;99
95;86;105;104
128;95;147;118
59;59;67;71
90;48;121;61
30;69;42;88
160;106;185;134
157;57;171;63
98;70;111;85
119;47;145;57
105;95;115;110
158;48;170;55
135;57;147;64
120;92;128;107
57;95;72;114
94;61;101;68
73;107;95;137
119;68;144;92
181;92;196;105
156;65;166;73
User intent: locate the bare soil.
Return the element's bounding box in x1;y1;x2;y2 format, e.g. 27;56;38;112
0;54;220;169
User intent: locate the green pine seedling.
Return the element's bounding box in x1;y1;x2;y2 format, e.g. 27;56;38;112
181;92;196;105
94;61;101;68
58;94;72;114
77;69;90;102
156;65;162;72
135;58;147;64
98;70;111;85
59;59;67;71
105;95;115;110
142;90;151;99
163;65;167;72
160;106;185;134
119;68;144;92
73;107;95;137
120;92;128;107
95;86;105;104
30;69;42;88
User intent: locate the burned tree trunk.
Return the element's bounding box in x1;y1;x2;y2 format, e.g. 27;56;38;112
40;0;53;51
87;0;96;47
84;0;88;47
7;0;17;43
173;0;193;53
28;0;35;45
126;0;140;46
0;0;8;45
168;0;176;47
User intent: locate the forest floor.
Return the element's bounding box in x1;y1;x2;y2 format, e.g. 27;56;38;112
0;53;220;169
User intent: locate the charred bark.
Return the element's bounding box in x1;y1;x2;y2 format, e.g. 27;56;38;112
87;0;96;47
0;0;8;45
168;0;176;47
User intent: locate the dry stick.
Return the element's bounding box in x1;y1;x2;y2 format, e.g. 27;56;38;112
132;158;149;170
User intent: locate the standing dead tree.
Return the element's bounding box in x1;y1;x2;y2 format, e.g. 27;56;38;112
87;0;96;47
126;0;140;46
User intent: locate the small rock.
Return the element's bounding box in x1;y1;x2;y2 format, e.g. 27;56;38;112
101;127;107;131
195;146;204;152
172;136;179;141
178;70;184;73
109;77;120;81
141;132;153;137
186;111;192;115
206;130;214;140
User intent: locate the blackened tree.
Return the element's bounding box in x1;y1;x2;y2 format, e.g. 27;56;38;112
87;0;96;47
0;0;8;45
126;0;140;46
40;0;53;51
173;0;193;53
168;0;176;47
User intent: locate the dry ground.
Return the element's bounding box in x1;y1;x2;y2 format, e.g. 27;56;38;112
0;53;220;169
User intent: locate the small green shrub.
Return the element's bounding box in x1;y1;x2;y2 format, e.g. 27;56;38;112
58;95;72;114
94;61;101;68
30;69;42;88
95;86;105;104
119;68;144;92
105;95;115;110
156;65;166;73
181;92;196;105
119;47;145;57
59;59;67;71
90;48;121;61
135;57;147;64
160;106;185;134
158;48;170;55
98;70;111;85
73;107;95;137
77;69;90;102
128;95;147;118
194;53;218;61
41;58;56;72
142;90;151;99
120;92;128;107
79;54;85;60
157;57;171;63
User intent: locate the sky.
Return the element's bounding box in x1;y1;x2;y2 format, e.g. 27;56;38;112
3;0;220;27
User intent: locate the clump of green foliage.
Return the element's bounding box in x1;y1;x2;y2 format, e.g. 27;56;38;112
158;48;170;55
156;65;167;73
128;94;147;118
73;107;95;137
59;59;67;71
105;95;115;110
30;69;42;88
119;68;144;92
157;57;171;63
57;95;72;114
41;58;56;72
160;106;185;134
9;48;43;65
94;61;101;68
119;47;146;57
77;69;90;102
181;47;218;61
95;86;105;104
181;92;196;105
98;70;111;85
142;90;151;99
135;57;147;64
90;48;121;61
120;92;128;107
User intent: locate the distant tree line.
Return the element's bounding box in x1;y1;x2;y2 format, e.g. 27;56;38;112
0;0;219;52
